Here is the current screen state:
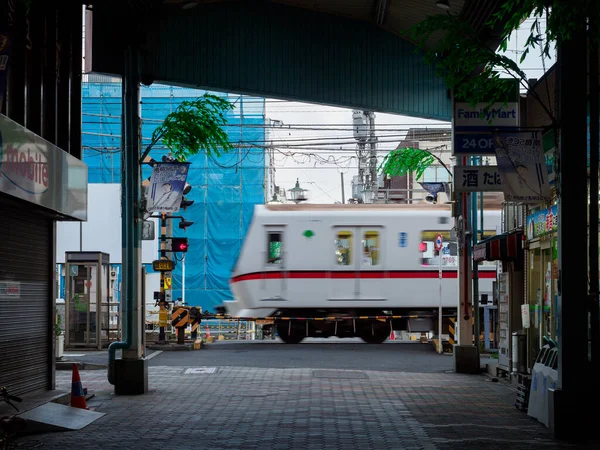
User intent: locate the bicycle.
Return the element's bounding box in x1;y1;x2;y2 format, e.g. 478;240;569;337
0;387;42;450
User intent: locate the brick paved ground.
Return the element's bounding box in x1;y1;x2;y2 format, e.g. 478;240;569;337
18;365;596;450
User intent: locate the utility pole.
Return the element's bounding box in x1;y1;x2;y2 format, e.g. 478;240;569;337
367;111;378;198
340;172;345;204
353;110;369;202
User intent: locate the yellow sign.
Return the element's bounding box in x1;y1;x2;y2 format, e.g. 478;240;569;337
158;309;168;327
153;259;174;271
164;277;172;289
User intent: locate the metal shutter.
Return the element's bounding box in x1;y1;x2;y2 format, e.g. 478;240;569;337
0;203;51;395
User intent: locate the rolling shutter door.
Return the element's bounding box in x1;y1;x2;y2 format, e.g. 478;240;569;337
0;204;51;395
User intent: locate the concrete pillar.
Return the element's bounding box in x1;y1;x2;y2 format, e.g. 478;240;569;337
549;13;592;439
114;43;148;395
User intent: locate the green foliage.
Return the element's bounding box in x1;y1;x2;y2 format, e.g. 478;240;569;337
55;313;63;337
407;0;597;121
149;93;235;162
379;147;435;180
408;12;527;110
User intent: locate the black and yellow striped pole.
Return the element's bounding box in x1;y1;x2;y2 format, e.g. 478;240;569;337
171;306;189;344
190;307;201;340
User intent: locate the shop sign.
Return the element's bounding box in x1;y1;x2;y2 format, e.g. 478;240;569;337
453;79;519;156
0;281;20;297
0;114;88;220
454;166;503;192
526;205;558;240
473;245;486;261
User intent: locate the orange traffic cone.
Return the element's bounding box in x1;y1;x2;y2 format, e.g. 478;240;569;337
205;325;211;338
70;363;88;409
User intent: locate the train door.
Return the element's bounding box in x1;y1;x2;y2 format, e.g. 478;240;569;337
330;227;384;301
261;227;286;301
358;227;384;301
331;227;358;300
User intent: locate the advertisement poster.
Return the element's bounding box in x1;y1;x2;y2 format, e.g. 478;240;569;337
494;131;551;203
526;205;558;240
146;162;190;213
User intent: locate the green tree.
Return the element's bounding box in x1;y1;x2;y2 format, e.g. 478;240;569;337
141;93;235;162
381;0;597;178
378;146;451;180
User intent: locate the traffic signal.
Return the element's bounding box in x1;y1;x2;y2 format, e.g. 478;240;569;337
180;197;194;210
171;237;189;252
179;218;194;231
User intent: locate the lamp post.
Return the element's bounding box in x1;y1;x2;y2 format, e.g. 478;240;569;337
288;178;308;204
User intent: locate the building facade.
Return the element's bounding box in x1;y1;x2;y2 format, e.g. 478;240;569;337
57;76;266;316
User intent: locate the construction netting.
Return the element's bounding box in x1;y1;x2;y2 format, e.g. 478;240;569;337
81;79;266;312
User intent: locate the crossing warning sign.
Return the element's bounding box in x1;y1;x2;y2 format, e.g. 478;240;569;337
164;277;172;289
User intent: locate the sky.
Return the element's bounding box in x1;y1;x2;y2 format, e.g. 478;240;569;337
263;15;555;204
263;102;448;204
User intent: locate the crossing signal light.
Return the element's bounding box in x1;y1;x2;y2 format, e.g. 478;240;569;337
171;237;189;252
181;197;194;210
179;218;194;231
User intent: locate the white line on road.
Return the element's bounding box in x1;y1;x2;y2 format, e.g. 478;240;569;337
145;350;163;360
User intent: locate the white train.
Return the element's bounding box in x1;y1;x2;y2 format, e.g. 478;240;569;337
225;203;501;343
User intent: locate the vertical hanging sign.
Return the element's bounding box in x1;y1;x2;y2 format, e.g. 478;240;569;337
146;162;191;213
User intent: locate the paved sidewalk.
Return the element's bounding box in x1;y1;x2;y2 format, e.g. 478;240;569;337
26;366;594;450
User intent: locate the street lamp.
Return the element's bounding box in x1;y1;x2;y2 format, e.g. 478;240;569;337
288;178;308;204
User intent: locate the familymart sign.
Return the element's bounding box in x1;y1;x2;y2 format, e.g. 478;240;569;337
453;80;519;156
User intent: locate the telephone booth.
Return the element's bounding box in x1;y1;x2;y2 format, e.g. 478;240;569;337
64;252;120;349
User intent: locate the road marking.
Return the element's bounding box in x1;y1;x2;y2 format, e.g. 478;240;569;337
145;350;163;360
184;367;217;374
64;354;85;357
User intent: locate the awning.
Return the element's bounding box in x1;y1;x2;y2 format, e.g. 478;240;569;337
473;231;524;262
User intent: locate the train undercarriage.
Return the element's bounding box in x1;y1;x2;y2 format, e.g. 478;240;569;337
271;308;456;344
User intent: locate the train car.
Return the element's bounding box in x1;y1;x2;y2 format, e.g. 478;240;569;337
226;203;501;344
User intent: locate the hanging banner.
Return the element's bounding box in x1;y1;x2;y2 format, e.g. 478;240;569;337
494;131;551;203
146;162;190;213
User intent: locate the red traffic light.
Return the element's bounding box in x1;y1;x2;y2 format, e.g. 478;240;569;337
171;237;189;252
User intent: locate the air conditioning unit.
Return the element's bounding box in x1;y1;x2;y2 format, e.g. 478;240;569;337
110;270;117;280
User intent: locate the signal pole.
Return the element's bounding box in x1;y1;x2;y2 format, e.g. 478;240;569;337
158;213;168;344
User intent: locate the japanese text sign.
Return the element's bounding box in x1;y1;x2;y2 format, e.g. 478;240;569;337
453;166;503;192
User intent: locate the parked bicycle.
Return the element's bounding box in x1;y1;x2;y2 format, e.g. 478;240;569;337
0;387;42;449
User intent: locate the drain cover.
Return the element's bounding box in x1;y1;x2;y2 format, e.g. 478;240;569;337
312;370;368;379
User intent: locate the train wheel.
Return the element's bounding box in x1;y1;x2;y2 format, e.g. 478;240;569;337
358;322;389;344
276;323;305;344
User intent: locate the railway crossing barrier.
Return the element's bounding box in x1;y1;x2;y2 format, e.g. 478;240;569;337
171;306;190;344
189;307;201;340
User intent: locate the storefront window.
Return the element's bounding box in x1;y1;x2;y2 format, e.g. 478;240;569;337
527;240;558;368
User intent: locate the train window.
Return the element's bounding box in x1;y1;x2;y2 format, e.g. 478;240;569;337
335;231;353;266
420;230;497;267
362;231;380;265
420;230;457;267
267;232;282;264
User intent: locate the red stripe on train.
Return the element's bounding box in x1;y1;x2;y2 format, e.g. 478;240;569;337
230;270;496;284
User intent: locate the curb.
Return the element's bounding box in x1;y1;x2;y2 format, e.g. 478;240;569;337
56;361;108;371
146;342;197;351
